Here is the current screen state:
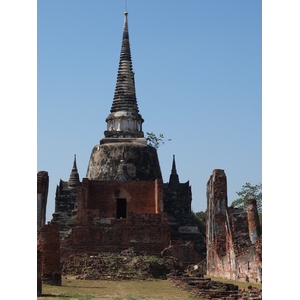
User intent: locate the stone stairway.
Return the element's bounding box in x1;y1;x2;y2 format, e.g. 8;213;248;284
167;274;262;300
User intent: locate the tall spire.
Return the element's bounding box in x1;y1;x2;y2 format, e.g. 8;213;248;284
104;10;145;141
169;155;180;186
111;11;138;113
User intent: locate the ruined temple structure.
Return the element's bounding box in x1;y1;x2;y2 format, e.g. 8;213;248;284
37;171;61;292
37;171;49;230
163;155;206;258
54;11;205;265
52;154;82;237
206;169;262;283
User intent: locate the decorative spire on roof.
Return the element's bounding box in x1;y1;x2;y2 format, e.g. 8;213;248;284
169;155;180;186
68;154;80;189
104;11;144;141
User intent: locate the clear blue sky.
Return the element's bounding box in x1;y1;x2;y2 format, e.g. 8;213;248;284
37;0;262;223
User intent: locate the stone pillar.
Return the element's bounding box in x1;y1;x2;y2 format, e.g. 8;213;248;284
247;198;261;244
37;250;42;296
206;169;228;275
37;171;49;230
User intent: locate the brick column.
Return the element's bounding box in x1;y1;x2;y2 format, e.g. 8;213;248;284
206;169;228;275
37;222;61;285
246;198;261;244
37;171;49;230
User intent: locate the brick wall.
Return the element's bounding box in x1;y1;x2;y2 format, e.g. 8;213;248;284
61;211;171;261
37;221;61;285
168;240;204;267
60;177;205;266
77;179;163;225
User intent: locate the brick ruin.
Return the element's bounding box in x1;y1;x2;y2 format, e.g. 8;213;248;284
60;178;170;257
51;10;205;268
37;171;49;229
37;221;61;285
206;169;262;283
162;155;206;264
59;157;205;266
52;154;81;238
37;171;61;294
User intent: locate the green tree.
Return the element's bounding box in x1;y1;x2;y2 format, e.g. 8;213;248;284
192;211;206;236
146;132;171;150
231;182;262;213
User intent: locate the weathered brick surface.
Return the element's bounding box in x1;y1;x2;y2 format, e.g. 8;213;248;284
37;171;49;230
37;250;42;296
247;199;261;244
72;178;168;255
206;170;262;284
61;211;171;261
163;240;204;267
76;179;163;225
37;222;61;285
60;177;205;265
206;170;228;277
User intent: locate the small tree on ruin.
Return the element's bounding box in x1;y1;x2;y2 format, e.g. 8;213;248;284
146;132;171;150
231;182;262;213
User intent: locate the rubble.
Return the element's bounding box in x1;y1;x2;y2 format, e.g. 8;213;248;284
61;249;184;280
168;274;262;299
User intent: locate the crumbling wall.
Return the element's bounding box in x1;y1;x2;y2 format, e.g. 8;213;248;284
37;250;42;296
60;178;204;266
206;169;262;283
37;171;49;230
52;179;79;235
61;211;171;262
37;221;61;285
163;240;204;267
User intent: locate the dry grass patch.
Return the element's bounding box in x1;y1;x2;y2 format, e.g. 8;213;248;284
39;276;196;300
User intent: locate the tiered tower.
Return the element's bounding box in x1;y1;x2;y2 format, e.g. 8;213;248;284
104;11;144;142
86;11;161;181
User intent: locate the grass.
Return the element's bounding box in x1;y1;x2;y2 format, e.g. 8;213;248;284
204;275;262;290
39;276;197;300
39;275;262;299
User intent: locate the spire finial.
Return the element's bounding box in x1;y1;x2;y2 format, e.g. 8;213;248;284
72;154;77;171
171;155;177;174
169;155;180;186
124;9;128;25
69;154;80;188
